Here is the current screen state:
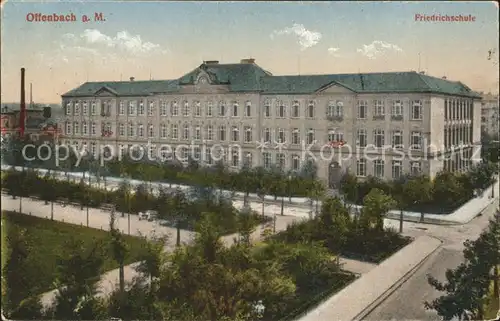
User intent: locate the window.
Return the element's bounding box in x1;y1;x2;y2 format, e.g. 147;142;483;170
277;153;285;169
264;128;271;143
245;101;251;117
91;101;97;116
171;101;179;116
357;100;367;119
356;158;366;177
411;100;423;120
244;127;252;143
128;122;135;136
160;124;167;138
335;101;344;117
411;131;422;149
65;101;72;115
91;122;96;136
292;100;300;118
232;101;238;117
306;128;315;144
148;124;154;137
117;123;123;137
392;160;402;179
128;101;136;116
148;101;155;116
392;100;403;117
277;100;286;118
231;150;239;167
73;122;80;135
138;101;145;116
445;99;449;120
292;129;300;145
307;100;315;118
160;101;167;116
194;126;201;140
181;147;189;161
264;100;271;117
244;152;253;167
328;129;336;142
194;101;201;117
182;124;190;140
232;126;239;142
334;132;344;142
90;142;96;156
357;129;367;147
219;101;226;116
292;155;300;170
149;144;157;160
82;101;88;115
374;129;385;147
206;101;213;117
119;101;125;115
219;125;226;141
374;159;385;178
392;130;403;148
277;128;285;143
206;125;213;141
82;122;88;135
374;100;385;117
182;101;190;117
411;161;421;175
171;124;178;139
138;124;144;137
205;148;213;165
263;152;271;169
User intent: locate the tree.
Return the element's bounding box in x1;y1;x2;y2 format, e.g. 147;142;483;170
318;197;351;253
361;188;396;231
171;188;189;247
40;172;57;220
403;175;432;222
109;209;129;293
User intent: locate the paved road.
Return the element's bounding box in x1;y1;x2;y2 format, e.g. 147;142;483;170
364;199;499;321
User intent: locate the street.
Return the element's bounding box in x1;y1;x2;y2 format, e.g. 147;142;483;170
364;199;499;321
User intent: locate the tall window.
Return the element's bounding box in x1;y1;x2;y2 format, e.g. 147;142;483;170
374;159;385;177
356;158;366;177
374;100;385;117
128;101;136;116
65;122;72;134
392;100;403;117
263;152;271;169
194;101;201;117
91;122;96;135
128;122;135;136
65;101;72;115
194;126;201;140
160;101;167;116
74;101;80;116
73;122;80;135
91;101;97;116
292;129;300;145
264;100;271;117
244;152;253;167
231;150;240;167
119;101;125;115
244;126;252;143
82;101;88;115
182;101;190;117
306;128;315;144
411;161;421;175
148;101;155;116
82;122;88;135
171;124;178;139
357;100;367;119
148;124;154;137
160;124;167;138
277;128;285;143
206;125;213;141
327;101;336;117
232;101;238;117
392;160;402;179
219;101;226;116
219;125;226;141
292;100;300;118
277;100;286;118
357;129;367;147
171;101;179;116
374;129;385;147
232;126;239;142
183;124;190;140
292;155;300;170
138;123;144;137
392;130;403;148
206;101;213;117
277;153;285;169
335;101;344;117
260;128;270;143
411;100;423;120
411;131;422;149
138;101;145;116
245;101;251;117
307;100;315;118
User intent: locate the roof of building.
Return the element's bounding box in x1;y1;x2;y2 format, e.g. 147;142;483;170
62;62;482;98
1;104;61;114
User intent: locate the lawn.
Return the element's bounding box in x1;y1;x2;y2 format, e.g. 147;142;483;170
1;210;149;298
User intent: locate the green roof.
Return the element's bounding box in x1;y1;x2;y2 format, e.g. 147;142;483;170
62;62;481;98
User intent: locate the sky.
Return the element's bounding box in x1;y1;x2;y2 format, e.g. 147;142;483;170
1;1;498;103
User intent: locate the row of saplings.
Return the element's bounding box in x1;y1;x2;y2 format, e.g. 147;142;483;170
1;168;269;234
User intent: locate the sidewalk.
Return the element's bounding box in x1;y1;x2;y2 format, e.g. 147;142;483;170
295;235;443;321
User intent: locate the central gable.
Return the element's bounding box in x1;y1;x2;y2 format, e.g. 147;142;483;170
315;81;356;94
94;86;118;97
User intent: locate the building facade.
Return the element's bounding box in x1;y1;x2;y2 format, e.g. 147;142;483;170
480;93;499;138
60;59;482;186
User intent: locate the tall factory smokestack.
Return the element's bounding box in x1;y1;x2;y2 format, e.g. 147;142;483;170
20;67;26;138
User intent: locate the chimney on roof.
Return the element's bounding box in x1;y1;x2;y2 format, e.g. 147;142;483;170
204;60;219;65
442;76;447;80
240;58;255;64
130;77;135;82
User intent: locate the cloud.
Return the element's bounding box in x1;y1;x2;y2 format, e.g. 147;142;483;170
356;40;403;59
271;23;322;50
328;47;341;57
